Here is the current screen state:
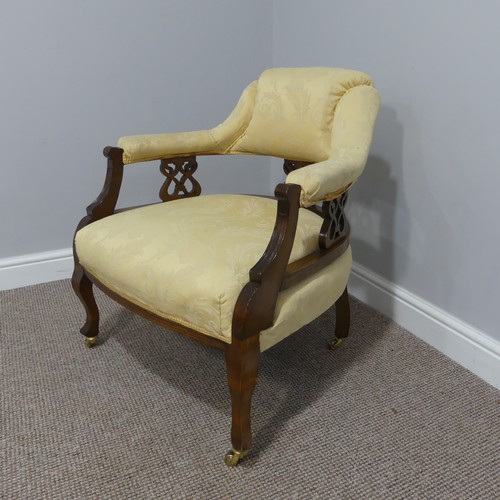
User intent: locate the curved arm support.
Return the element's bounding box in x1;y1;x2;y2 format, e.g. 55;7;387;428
73;147;124;237
85;147;125;222
232;183;301;340
249;184;301;284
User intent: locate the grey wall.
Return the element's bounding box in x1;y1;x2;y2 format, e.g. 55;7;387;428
0;0;272;258
273;0;500;341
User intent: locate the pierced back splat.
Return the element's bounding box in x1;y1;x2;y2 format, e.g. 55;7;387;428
159;156;201;202
319;192;349;250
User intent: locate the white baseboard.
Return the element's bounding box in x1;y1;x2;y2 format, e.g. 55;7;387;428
1;248;499;389
349;262;500;390
0;248;73;291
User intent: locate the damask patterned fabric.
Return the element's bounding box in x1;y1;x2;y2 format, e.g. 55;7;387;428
286;84;380;207
118;81;258;164
261;247;351;351
75;195;352;345
231;67;372;162
116;67;379;208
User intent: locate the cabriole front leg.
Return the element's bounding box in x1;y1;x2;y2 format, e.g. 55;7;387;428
71;262;99;347
224;183;299;465
224;334;260;466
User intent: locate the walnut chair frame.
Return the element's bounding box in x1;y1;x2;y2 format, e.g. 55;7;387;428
72;147;351;466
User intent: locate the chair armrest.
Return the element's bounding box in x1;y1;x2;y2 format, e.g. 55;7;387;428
285;149;365;207
117;81;258;164
118;130;220;164
286;84;380;207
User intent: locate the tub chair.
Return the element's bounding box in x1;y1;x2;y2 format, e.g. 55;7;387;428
72;67;380;465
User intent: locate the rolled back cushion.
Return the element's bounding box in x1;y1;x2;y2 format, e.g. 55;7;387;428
231;67;373;162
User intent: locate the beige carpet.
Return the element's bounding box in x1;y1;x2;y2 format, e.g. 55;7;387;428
1;280;499;499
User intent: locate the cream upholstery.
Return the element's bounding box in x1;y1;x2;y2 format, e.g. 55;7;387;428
232;67;372;162
286;84;380;206
261;248;351;351
118;81;258;164
75;194;352;348
117;67;380;206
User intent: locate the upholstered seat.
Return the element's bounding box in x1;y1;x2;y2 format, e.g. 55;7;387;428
75;194;351;350
72;67;380;466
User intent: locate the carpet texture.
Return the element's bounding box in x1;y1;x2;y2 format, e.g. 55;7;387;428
1;280;499;499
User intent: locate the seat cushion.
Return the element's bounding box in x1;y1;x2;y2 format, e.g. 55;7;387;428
75;195;318;339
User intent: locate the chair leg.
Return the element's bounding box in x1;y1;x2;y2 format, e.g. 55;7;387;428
224;335;260;466
329;287;350;351
71;263;99;347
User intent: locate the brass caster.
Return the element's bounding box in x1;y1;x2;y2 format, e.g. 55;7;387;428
84;336;98;348
224;449;248;467
328;337;345;351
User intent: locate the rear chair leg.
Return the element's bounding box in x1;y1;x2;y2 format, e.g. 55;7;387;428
329;287;350;351
224;335;260;466
71;263;99;347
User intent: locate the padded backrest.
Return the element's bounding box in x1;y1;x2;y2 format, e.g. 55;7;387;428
229;67;374;163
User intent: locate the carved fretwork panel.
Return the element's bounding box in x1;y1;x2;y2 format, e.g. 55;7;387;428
319;192;349;250
159;156;201;202
283;159;312;175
